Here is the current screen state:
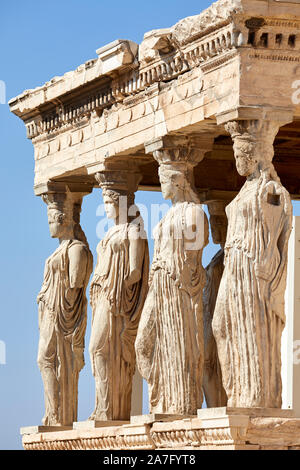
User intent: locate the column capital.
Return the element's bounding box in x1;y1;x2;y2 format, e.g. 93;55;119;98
224;119;282;169
224;119;280;142
145;134;215;168
34;181;93;199
94;160;142;195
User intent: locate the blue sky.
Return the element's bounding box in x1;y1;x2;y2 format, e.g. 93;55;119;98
1;0;300;450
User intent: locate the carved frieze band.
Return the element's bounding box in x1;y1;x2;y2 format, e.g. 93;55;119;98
22;412;300;451
25;16;300;141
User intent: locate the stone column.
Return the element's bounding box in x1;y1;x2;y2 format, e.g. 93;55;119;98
203;199;228;408
135;135;213;416
36;182;93;427
88;162;149;422
212;119;293;408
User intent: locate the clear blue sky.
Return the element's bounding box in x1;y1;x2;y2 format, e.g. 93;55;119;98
1;0;300;450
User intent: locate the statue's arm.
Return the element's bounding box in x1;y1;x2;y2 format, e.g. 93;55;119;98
184;204;209;252
68;244;88;289
126;236;145;286
255;183;291;281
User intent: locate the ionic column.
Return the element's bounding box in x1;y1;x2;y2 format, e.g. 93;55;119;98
88;161;149;422
203;200;228;408
135;135;214;415
212;119;293;408
36;182;93;426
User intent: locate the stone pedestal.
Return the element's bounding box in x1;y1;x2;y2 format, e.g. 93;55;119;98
21;408;300;450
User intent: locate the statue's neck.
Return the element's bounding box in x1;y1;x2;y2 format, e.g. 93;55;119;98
59;227;75;243
246;168;260;181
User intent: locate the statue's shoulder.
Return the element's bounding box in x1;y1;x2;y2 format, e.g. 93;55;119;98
183;201;205;214
261;179;292;213
127;221;147;241
68;240;91;258
69;239;88;249
180;202;207;228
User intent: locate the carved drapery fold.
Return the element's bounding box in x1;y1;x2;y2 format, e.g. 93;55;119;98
89;162;149;421
37;183;93;426
212;119;293;408
136;135;212;415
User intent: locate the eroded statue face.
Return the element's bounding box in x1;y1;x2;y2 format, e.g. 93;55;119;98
210;215;227;246
48;209;66;238
235;155;258;177
234;141;258;177
104;196;119;220
160;179;174;200
159;167;183;201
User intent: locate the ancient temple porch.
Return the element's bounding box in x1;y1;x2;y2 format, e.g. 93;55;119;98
9;0;300;451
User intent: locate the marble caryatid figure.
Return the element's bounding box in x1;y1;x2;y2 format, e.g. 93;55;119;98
136;138;209;415
89;171;149;421
203;200;228;408
213;120;293;408
37;189;93;426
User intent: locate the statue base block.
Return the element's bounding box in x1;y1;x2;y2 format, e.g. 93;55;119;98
73;420;130;429
21;408;300;450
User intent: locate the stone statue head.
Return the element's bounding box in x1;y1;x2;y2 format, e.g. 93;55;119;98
43;192;87;243
158;164;199;204
226;120;278;179
42;193;72;239
102;188;135;223
233;140;258;177
210;214;227;246
207;200;228;248
103;190;119;220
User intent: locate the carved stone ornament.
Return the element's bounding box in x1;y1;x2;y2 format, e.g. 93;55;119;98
212;119;293;408
37;187;93;426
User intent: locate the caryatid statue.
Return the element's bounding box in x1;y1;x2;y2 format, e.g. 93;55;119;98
212;120;293;408
202;200;228;408
37;185;93;426
136;136;211;415
89;168;149;421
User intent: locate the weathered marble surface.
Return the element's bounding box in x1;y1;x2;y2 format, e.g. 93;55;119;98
203;200;228;408
9;1;300;192
10;0;300;449
89;172;149;421
136;138;209;415
213;120;293;408
37;191;93;426
21;408;300;450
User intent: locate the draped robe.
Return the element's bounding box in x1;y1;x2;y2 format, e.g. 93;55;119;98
89;223;149;420
212;177;292;408
136;202;208;415
37;239;93;425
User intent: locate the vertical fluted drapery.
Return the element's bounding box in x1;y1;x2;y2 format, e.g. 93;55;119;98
212;120;293;408
89;165;149;421
136;136;214;415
